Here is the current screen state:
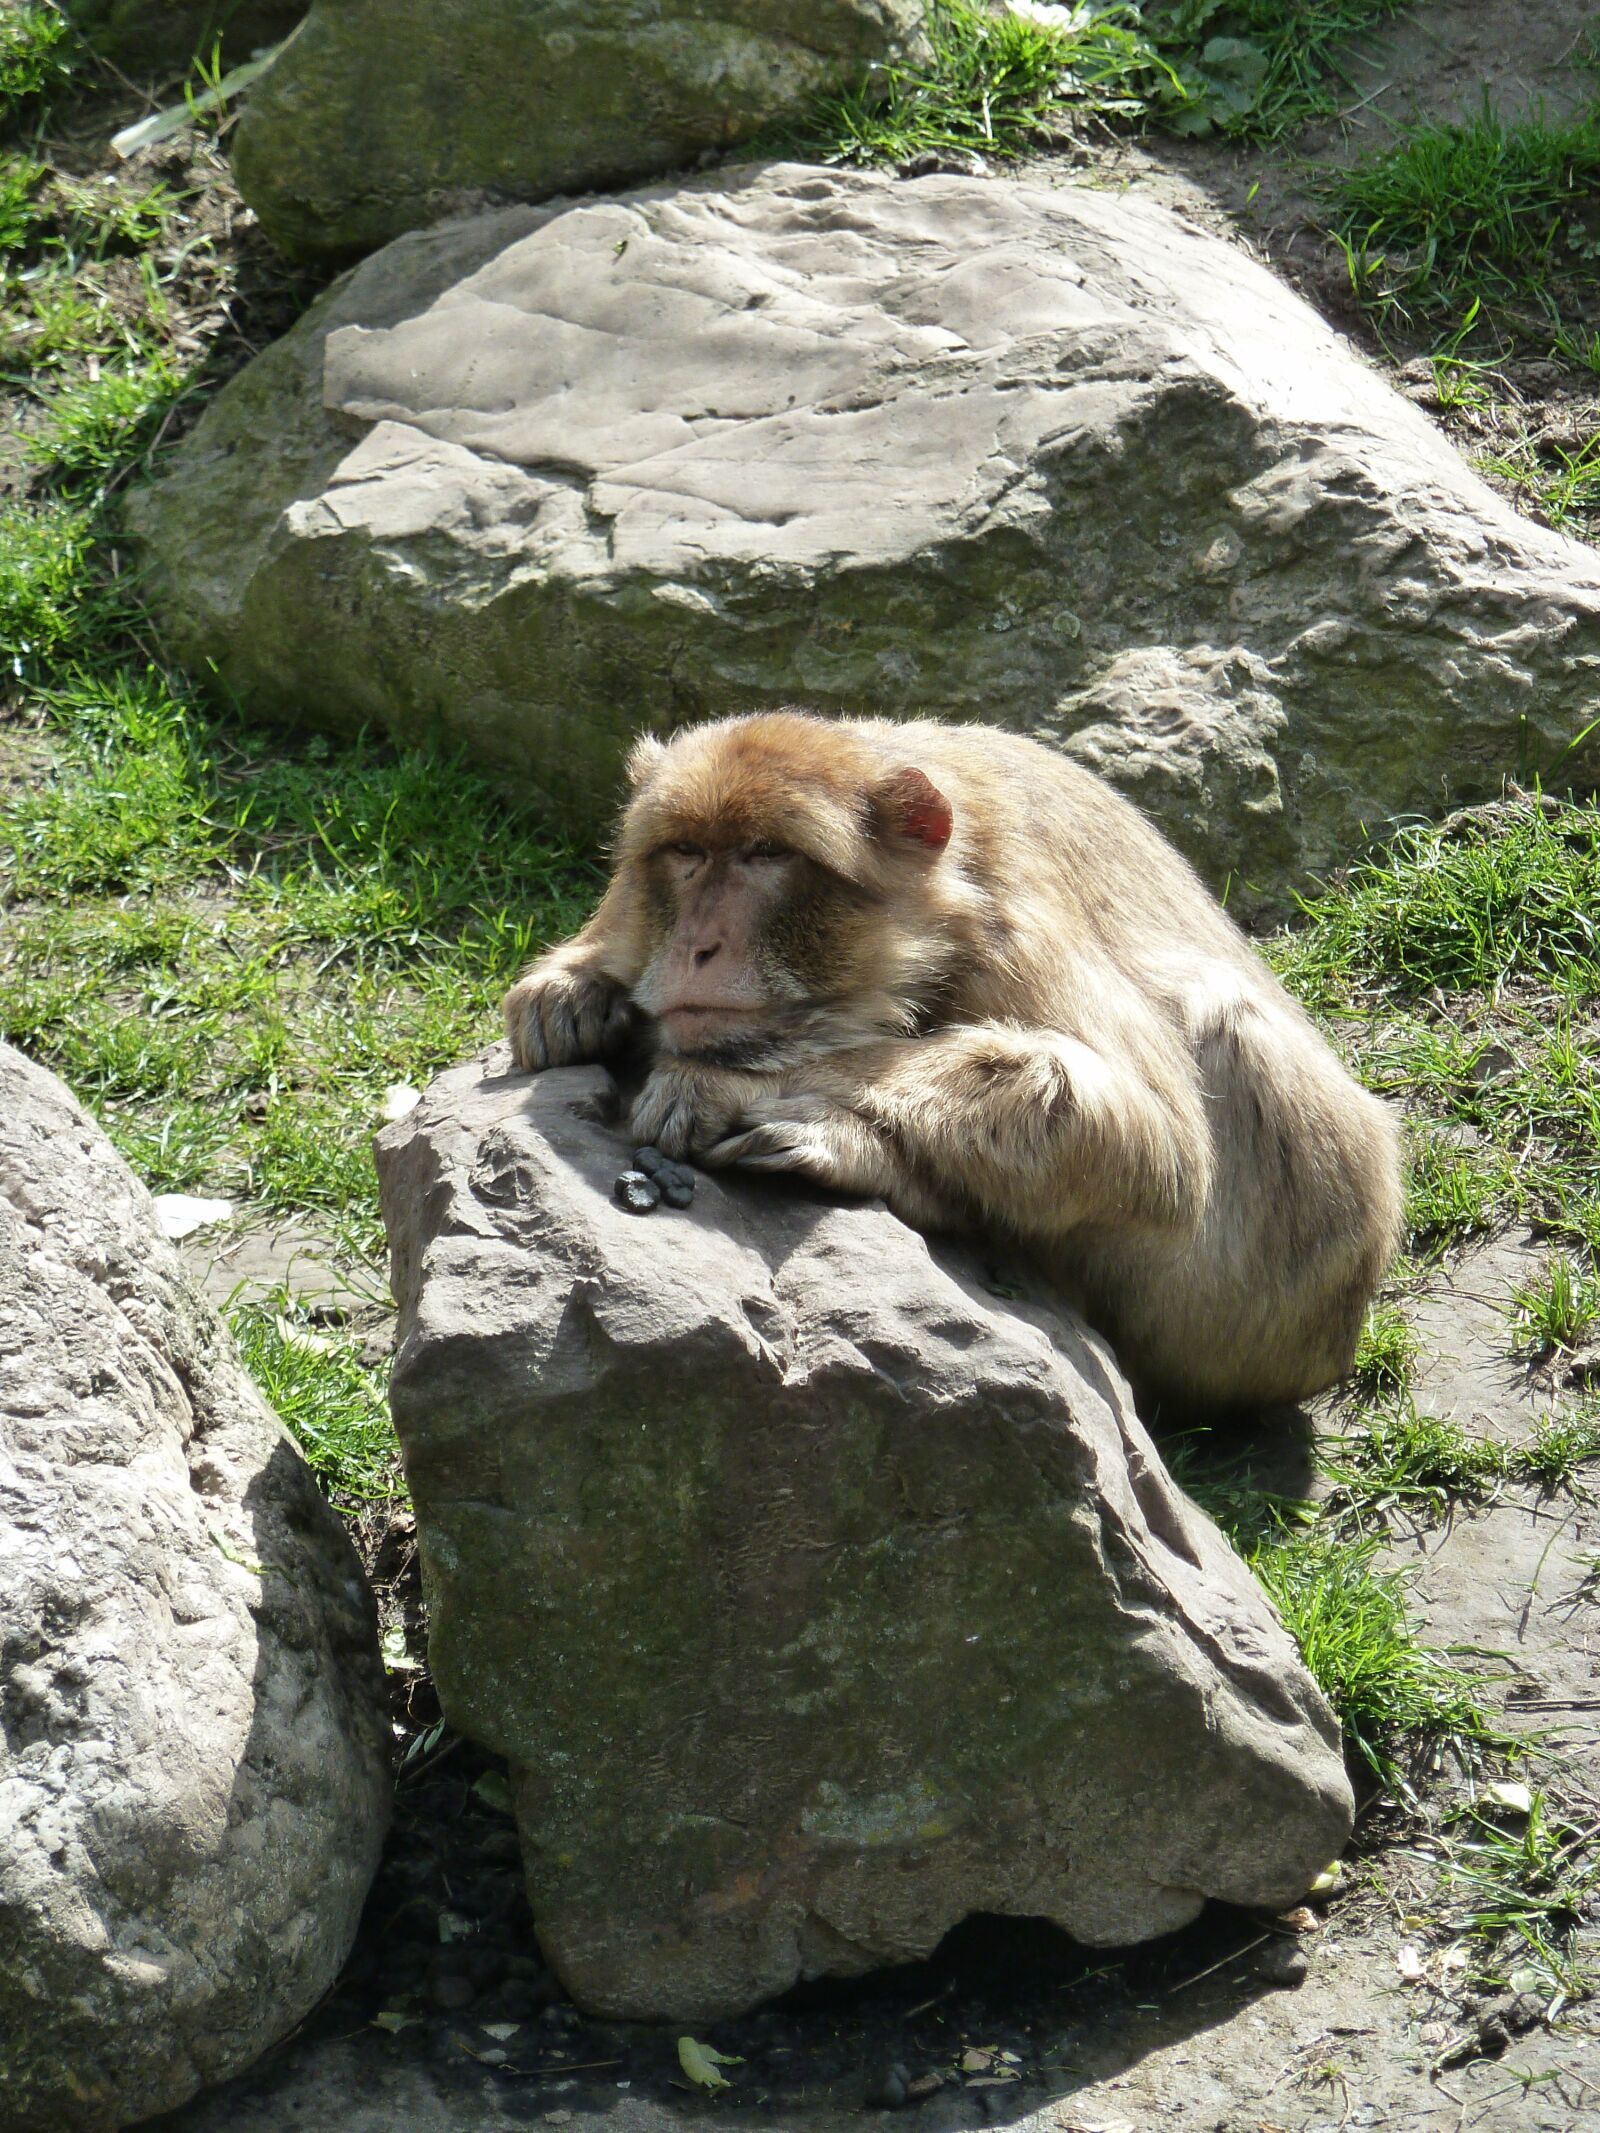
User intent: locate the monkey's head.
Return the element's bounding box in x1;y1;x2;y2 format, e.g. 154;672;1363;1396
616;713;968;1065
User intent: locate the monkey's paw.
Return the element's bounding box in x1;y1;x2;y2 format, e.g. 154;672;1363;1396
627;1063;752;1160
705;1096;893;1197
504;959;635;1071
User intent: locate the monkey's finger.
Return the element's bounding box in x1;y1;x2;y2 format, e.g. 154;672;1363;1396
708;1123;828;1174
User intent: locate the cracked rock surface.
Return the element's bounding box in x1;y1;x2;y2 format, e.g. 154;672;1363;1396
374;1053;1353;2024
130;162;1600;908
231;0;930;260
0;1043;392;2133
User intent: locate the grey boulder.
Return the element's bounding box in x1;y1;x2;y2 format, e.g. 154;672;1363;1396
128;163;1600;909
231;0;928;259
0;1044;391;2132
375;1053;1353;2023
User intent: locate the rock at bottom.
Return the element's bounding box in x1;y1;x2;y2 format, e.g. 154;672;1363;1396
0;1044;392;2131
377;1055;1353;2022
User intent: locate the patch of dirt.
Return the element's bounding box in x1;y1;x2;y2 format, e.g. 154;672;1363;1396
1406;1229;1555;1442
178;1210;390;1324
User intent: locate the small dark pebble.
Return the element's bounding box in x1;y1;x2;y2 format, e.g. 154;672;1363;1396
540;2002;583;2030
868;2064;910;2110
634;1147;696;1204
1254;1938;1310;1989
904;2073;946;2101
613;1170;661;1213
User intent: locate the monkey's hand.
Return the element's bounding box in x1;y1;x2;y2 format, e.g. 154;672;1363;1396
627;1059;771;1160
704;1094;899;1198
504;953;637;1071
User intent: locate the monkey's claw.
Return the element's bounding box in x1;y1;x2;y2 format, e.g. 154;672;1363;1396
708;1100;888;1197
710;1120;835;1176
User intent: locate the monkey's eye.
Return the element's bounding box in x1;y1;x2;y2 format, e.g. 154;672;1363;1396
661;842;706;862
743;841;790;862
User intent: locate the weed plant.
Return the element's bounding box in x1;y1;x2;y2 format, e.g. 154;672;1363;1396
0;4;72;115
1440;1792;1598;1997
1509;1252;1600;1356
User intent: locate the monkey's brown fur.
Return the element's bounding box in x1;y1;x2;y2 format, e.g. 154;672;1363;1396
505;713;1403;1409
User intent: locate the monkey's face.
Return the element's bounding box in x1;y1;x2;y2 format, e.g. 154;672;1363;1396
630;838;870;1064
617;714;960;1065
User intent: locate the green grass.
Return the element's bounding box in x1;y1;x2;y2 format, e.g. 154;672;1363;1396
1439;1791;1596;1997
1250;1535;1500;1781
0;669;596;1253
26;349;186;486
0;30;592;1524
1509;1252;1600;1356
1323;98;1600;349
1515;1407;1600;1489
766;0;1163;166
1475;429;1600;539
772;0;1412;168
1135;0;1411;140
1271;796;1600;1261
1322;1402;1507;1529
1353;1299;1420;1394
0;3;72;117
228;1299;400;1506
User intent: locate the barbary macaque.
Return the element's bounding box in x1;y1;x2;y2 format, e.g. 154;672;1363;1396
505;713;1403;1408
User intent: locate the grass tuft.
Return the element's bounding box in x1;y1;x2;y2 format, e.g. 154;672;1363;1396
0;3;72;116
1323;97;1600;348
769;0;1164;167
1323;1403;1507;1528
1509;1252;1600;1357
773;0;1412;167
1441;1791;1596;1997
227;1298;401;1507
1353;1299;1420;1394
1252;1535;1499;1780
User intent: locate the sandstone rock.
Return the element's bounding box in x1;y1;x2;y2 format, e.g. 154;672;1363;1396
129;164;1600;910
0;1044;391;2132
230;0;928;260
375;1052;1353;2023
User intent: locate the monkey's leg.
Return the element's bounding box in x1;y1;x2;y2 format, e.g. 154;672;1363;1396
706;1023;1213;1241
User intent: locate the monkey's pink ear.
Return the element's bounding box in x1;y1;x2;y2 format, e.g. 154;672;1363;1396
625;734;668;788
875;767;953;853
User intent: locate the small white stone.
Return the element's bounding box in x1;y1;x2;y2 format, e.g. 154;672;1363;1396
381;1083;422;1122
1480;1780;1534;1818
151;1193;233;1240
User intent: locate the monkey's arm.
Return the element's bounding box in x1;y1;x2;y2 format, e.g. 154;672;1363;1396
503;878;647;1070
704;1022;1214;1240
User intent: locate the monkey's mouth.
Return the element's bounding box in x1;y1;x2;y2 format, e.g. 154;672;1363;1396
652;1002;776;1062
657;1003;769;1045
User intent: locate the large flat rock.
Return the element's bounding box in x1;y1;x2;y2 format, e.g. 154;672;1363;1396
0;1043;392;2131
129;163;1600;907
374;1052;1353;2023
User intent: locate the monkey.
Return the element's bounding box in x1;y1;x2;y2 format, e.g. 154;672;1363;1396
503;711;1404;1411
